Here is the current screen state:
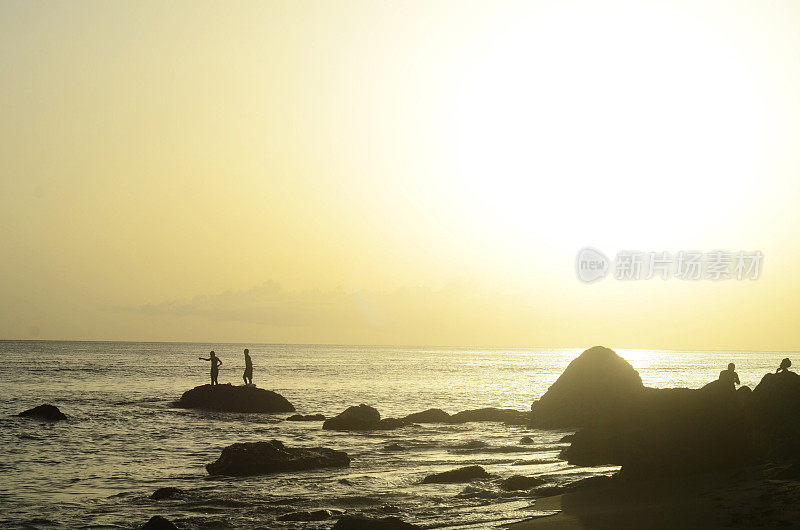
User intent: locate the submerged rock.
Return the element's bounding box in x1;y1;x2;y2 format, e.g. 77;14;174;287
531;346;645;428
402;408;451;423
285;413;326;421
500;475;545;491
519;436;534;444
141;516;178;530
206;439;350;476
150;487;184;500
177;384;295;413
17;404;67;421
382;443;406;452
323;404;410;431
332;515;420;529
421;465;490;483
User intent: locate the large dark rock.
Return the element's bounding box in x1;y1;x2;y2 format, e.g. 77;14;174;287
531;346;644;428
205;439;349;476
448;407;530;425
421;465;490;483
332;515;420;529
751;371;800;458
402;408;451;423
18;404;67;421
322;404;410;431
177;384;294;413
141;516;178;530
562;386;755;477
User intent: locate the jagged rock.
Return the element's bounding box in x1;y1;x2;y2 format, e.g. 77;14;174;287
177;384;295;413
205;439;349;476
141;516;178;530
18;404;67;421
531;346;645;428
421;465;490;483
448;407;530;424
286;413;326;421
332;515;421;529
500;475;545;491
150;487;183;500
402;408;451;423
519;436;534;444
278;510;332;521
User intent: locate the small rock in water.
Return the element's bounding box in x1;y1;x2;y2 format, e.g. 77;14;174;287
421;465;490;484
531;484;565;497
332;515;421;529
448;407;530;424
382;443;405;452
402;408;451;423
277;510;332;521
17;404;67;421
285;413;326;421
338;478;353;485
206;439;350;476
150;487;183;500
323;404;411;431
141;515;178;529
500;475;545;491
519;436;534;444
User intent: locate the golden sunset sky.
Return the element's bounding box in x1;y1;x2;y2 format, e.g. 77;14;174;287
2;0;800;348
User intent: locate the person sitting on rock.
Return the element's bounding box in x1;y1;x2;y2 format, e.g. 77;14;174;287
199;351;222;385
777;357;792;373
718;362;740;390
243;348;253;385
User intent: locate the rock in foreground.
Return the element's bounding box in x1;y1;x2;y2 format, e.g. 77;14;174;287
332;515;421;529
17;404;67;421
206;439;349;476
177;384;295;413
421;465;490;483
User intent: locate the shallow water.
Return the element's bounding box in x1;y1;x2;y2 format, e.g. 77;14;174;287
0;341;791;528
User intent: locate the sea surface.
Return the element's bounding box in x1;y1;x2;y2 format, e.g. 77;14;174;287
0;341;792;529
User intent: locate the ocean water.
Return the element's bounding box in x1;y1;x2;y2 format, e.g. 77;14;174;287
0;341;791;529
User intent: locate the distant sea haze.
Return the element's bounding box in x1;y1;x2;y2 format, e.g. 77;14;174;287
0;341;786;527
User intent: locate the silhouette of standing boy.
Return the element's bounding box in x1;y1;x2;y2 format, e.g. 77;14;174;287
199;351;222;385
243;348;253;385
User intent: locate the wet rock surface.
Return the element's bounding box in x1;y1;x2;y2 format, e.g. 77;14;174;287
177;384;295;413
17;404;67;421
421;465;490;484
206;439;350;476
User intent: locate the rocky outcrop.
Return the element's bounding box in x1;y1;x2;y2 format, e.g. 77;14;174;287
177;384;294;413
751;371;800;458
17;404;67;421
421;465;490;483
402;408;451;423
141;516;178;530
322;404;411;431
285;413;325;421
500;475;545;491
531;346;644;428
205;439;349;476
332;515;421;529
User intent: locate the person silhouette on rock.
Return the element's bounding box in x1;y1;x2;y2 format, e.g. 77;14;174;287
777;358;792;373
719;362;740;390
243;348;253;385
199;351;222;385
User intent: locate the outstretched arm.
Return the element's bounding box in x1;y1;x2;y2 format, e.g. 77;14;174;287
199;357;209;361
